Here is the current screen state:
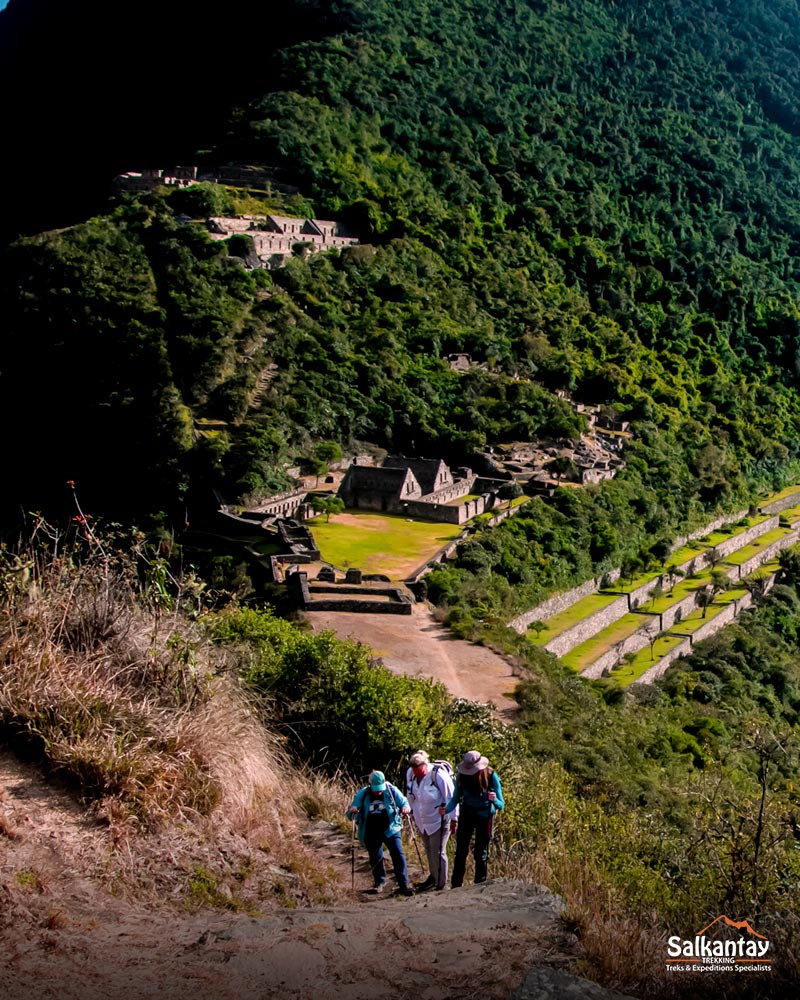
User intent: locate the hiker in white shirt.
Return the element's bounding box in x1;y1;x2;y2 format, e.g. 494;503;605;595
405;750;458;891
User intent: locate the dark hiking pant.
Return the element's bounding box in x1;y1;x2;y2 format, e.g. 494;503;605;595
364;829;409;888
451;809;492;888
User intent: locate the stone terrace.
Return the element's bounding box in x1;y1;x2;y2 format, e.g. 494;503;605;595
518;487;800;684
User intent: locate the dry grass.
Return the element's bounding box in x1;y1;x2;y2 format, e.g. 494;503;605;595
0;539;349;909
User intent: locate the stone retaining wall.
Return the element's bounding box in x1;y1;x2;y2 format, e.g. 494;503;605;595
292;573;412;614
511;514;769;635
635;596;750;684
762;490;800;515
732;527;800;579
580;612;660;679
308;584;407;598
543;594;629;658
509;570;622;633
303;597;412;614
670;508;748;551
708;516;779;559
660;590;700;630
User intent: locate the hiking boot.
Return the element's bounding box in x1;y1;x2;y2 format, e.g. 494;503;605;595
395;884;414;897
370;884;384;894
415;875;436;892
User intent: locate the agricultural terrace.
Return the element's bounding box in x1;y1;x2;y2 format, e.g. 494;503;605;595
723;525;795;571
613;513;768;593
527;509;786;651
307;511;462;579
526;593;621;645
762;483;800;506
610;579;753;687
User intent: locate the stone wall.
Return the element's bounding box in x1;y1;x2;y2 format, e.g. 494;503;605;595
670;509;749;551
400;492;490;524
303;597;412;614
510;571;622;633
405;536;467;583
732;527;800;578
580;612;660;679
292;573;412;614
660;591;700;631
705;516;778;558
307;584;405;598
635;597;750;685
250;488;307;519
543;594;629;659
421;476;478;505
762;490;800;515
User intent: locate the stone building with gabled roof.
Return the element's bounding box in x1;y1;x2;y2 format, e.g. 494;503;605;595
207;213;359;268
338;456;501;524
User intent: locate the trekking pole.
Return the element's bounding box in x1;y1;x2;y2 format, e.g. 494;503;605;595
386;780;425;872
438;812;447;886
404;812;425;870
350;812;357;892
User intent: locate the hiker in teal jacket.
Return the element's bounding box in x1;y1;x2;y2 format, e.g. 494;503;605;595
347;771;413;895
445;750;504;887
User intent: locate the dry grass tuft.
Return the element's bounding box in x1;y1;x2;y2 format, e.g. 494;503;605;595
493;830;674;998
0;538;351;910
1;547;244;830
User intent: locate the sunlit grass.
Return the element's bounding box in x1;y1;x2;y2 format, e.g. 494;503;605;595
308;511;462;579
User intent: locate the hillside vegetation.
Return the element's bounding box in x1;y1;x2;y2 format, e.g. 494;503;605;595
2;530;800;996
4;5;800;991
4;0;800;540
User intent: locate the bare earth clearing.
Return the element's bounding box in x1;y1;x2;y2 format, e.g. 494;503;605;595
0;750;633;1000
305;602;521;720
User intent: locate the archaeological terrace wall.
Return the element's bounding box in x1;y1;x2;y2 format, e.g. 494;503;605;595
509;570;622;633
762;490;800;515
635;592;756;685
543;594;630;659
730;527;800;579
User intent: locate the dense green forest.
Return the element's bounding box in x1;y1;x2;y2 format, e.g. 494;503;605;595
5;0;800;540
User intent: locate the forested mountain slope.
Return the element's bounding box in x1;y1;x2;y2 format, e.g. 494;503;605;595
3;0;800;537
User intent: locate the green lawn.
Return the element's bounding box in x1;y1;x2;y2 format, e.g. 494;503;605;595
723;526;794;567
761;484;800;507
307;511;462;579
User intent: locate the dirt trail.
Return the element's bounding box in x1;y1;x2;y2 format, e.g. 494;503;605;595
305;603;521;720
0;749;597;1000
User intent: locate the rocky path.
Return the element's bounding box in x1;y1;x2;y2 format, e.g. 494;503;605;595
0;749;638;1000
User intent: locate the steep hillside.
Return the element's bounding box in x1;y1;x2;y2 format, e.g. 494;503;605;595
4;0;800;540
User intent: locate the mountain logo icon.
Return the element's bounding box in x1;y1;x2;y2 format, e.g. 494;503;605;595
696;915;768;940
666;915;771;970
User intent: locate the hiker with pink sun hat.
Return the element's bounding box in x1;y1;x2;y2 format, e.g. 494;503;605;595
445;750;504;888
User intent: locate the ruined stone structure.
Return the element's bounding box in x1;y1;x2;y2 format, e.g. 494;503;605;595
114;166;198;191
338;457;497;524
487;433;625;497
247;487;311;521
207;214;359;269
